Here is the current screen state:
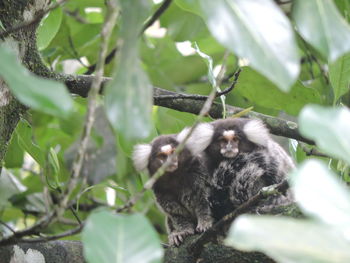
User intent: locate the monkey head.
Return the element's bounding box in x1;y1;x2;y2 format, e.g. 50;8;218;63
132;132;210;175
185;118;270;161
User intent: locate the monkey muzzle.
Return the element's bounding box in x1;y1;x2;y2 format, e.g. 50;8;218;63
221;143;239;158
165;155;178;172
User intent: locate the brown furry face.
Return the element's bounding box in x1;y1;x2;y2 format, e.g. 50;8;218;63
147;135;193;175
148;135;179;174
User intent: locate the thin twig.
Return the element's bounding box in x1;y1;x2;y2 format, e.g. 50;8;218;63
58;1;120;213
188;180;290;256
0;0;68;39
140;0;173;34
154;69;242;101
1;225;83;246
0;221;16;234
0;212;55;246
299;143;329;158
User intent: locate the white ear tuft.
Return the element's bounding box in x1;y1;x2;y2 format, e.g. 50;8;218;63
132;144;152;171
177;123;214;155
243;119;270;146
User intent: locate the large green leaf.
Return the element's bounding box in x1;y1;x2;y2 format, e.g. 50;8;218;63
0;46;74;118
329;53;350;104
37;7;63;50
291;159;350;229
235;68;321;115
293;0;350;62
105;0;153;140
226;215;350;263
197;0;300;91
299;105;350;164
82;211;163;263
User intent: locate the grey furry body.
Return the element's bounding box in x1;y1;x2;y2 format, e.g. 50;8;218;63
209;140;294;220
132;134;213;246
185;118;295;221
153;155;213;244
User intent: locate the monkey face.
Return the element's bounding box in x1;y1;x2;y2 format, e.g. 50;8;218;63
218;130;239;158
155;144;178;172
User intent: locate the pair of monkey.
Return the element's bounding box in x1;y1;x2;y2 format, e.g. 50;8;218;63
132;118;295;246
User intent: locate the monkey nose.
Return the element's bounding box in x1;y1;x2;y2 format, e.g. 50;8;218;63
166;162;178;172
222;148;238;158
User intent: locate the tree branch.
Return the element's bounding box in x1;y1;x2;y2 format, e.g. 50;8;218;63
58;73;313;144
188;180;290;257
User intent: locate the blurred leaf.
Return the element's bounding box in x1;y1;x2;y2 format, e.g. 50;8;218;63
293;0;350;62
175;0;202;16
37;7;63;50
105;0;153;140
236;68;321;115
329;53;350;104
16;119;45;166
291;159;350;229
160;4;207;41
0;46;74;118
4;131;24;168
299;105;350;164
198;0;300;91
226;215;350;263
0;170;26;208
82;211;163;263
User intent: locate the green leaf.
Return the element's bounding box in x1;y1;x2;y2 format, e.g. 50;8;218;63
299;105;350;164
105;0;153;140
293;0;350;62
226;215;350;263
0;46;74;118
236;68;321;116
37;7;63;50
291;159;350;228
329;53;350;104
16;119;45;166
198;0;300;91
82;211;163;263
4;131;24;168
160;3;207;42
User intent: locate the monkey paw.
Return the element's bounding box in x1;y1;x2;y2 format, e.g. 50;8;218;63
168;230;194;246
196;220;213;233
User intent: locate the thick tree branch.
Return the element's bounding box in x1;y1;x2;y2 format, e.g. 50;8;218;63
59;74;313;144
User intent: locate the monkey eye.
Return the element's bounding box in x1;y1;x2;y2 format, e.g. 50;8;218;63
232;136;239;142
157;153;168;160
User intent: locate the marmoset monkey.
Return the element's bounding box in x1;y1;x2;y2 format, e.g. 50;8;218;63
183;118;295;220
132;133;213;246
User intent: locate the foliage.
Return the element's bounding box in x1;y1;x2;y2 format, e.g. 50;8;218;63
1;0;350;262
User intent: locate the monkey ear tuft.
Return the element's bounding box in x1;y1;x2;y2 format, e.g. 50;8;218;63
177;123;214;155
243;119;270;146
132;144;152;171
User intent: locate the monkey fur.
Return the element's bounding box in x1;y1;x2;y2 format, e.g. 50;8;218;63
132;134;213;246
184;118;295;221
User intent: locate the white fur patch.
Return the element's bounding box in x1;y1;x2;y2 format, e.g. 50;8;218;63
132;144;152;171
160;144;173;154
177;123;214;155
223;130;235;140
243;119;270;146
